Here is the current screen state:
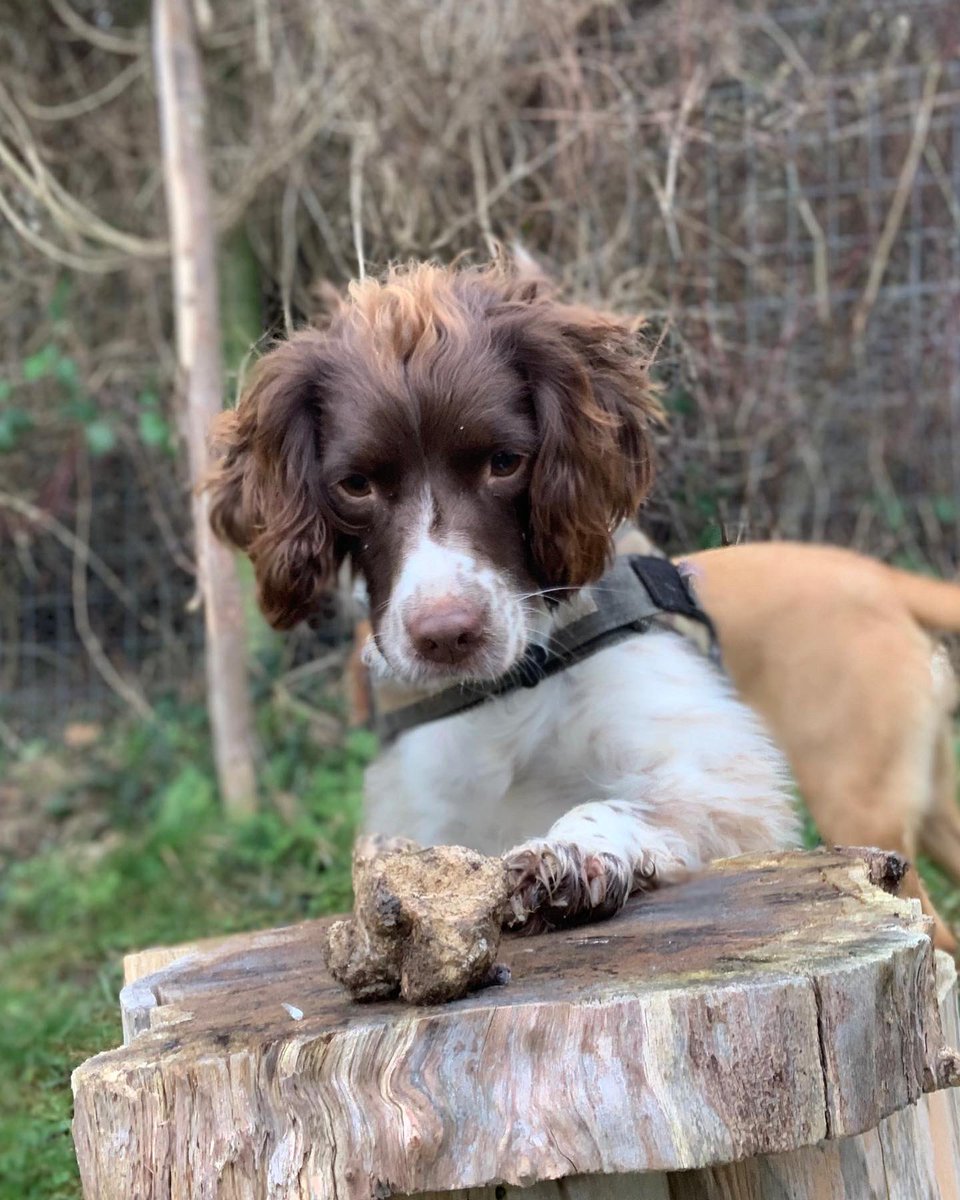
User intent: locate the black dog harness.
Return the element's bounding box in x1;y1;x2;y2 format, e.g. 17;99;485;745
373;554;717;745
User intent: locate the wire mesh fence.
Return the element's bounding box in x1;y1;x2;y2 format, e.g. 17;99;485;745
1;0;958;736
1;450;204;735
642;44;960;557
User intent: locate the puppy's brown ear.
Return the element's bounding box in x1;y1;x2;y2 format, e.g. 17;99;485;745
207;333;342;629
501;298;662;589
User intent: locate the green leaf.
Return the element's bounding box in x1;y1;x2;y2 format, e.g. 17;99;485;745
879;495;905;530
137;388;160;409
22;345;60;382
53;356;78;389
697;524;724;549
61;395;97;424
933;496;958;523
83;419;117;456
0;379;12;404
0;407;33;452
153;766;217;844
48;276;72;323
137;409;170;448
346;728;378;762
663;384;696;417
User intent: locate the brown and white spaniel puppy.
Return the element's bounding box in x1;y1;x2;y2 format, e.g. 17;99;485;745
208;258;796;930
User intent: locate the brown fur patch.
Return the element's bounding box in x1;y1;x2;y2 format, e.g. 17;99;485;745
206;256;664;629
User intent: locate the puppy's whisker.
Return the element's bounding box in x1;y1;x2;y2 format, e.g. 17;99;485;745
514;585;584;601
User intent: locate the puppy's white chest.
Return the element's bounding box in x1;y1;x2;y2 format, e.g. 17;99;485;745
364;634;667;851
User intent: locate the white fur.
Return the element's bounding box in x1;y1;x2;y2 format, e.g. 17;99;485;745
371;490;532;684
365;614;798;917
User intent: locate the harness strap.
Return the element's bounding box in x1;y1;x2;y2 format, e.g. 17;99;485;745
374;554;715;745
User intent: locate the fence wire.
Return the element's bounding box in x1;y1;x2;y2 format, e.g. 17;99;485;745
1;0;958;735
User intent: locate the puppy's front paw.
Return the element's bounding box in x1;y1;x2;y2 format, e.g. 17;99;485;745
503;840;633;934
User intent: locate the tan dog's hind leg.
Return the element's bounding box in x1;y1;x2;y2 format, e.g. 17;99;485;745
919;723;960;882
783;644;955;951
912;651;960;950
820;800;954;952
652;540;960;951
808;719;957;952
902;868;954;954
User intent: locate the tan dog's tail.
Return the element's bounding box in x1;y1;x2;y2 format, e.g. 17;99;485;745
886;566;960;632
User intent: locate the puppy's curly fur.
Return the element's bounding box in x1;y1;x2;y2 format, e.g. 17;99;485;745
208;257;796;932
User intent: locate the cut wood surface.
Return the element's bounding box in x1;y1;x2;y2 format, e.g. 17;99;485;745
72;849;960;1200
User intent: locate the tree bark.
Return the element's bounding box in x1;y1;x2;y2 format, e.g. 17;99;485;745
218;226;278;662
152;0;257;815
72;848;960;1199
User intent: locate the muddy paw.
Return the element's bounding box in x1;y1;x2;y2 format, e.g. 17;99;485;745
503;841;633;933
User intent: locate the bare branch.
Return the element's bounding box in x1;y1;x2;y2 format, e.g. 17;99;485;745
851;63;941;348
48;0;145;56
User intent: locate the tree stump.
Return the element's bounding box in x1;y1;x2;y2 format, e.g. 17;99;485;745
72;849;960;1199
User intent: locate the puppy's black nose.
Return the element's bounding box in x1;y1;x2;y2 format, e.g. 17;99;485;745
405;599;488;666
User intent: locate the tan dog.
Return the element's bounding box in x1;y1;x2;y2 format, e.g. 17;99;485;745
668;538;960;950
347;536;960;948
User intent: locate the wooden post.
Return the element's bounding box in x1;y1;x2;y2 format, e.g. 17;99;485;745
152;0;257;815
72;848;960;1198
218;225;280;663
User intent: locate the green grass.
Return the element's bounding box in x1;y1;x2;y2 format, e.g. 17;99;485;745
0;703;373;1200
2;704;957;1200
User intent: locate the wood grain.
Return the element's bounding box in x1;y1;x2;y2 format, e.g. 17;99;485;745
72;849;959;1200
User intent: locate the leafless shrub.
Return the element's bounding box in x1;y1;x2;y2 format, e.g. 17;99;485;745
0;0;958;721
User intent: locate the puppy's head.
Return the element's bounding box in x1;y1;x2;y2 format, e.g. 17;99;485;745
208;258;662;684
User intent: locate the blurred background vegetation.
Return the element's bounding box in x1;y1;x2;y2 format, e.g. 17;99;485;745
1;0;959;1195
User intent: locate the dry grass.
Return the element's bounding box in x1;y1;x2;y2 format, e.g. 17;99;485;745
1;0;958;714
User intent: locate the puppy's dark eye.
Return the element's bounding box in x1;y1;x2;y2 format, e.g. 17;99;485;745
489;451;524;478
338;473;373;499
